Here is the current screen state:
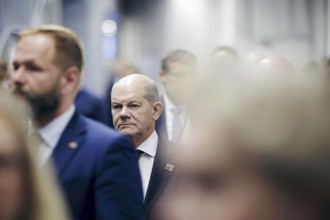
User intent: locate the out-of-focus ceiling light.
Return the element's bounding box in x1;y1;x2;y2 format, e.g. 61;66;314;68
101;20;117;37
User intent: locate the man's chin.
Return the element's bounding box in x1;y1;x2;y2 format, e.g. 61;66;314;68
118;128;135;136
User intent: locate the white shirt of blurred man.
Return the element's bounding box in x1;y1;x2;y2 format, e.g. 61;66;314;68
111;74;162;197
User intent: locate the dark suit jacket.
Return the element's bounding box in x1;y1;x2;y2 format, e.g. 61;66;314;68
75;89;107;125
50;112;144;220
155;96;168;139
145;135;175;219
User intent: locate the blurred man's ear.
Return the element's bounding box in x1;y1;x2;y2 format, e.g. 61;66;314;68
60;66;80;96
152;102;163;120
159;69;167;84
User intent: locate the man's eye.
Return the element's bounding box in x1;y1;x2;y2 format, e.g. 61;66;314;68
112;105;121;110
130;104;139;109
13;63;19;71
27;64;42;72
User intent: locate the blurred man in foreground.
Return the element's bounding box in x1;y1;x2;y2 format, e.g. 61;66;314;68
9;25;144;220
151;66;330;220
157;49;197;144
112;74;175;218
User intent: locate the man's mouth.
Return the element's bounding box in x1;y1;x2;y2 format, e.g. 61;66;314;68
118;123;135;128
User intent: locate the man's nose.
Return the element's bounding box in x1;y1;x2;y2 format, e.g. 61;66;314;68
119;107;130;118
11;67;26;86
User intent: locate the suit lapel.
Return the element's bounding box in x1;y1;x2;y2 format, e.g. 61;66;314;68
51;112;87;176
144;136;173;210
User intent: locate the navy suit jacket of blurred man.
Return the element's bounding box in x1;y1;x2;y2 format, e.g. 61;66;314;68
50;111;144;220
75;89;108;124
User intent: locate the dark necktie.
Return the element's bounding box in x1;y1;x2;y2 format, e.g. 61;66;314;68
137;149;144;159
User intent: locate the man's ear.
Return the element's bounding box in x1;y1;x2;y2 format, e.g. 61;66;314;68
60;66;80;96
152;102;163;121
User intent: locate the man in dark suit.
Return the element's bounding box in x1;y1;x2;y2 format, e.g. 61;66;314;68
156;49;197;145
9;25;144;220
111;74;174;216
75;88;107;124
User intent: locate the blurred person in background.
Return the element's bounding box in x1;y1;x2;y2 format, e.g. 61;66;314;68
74;87;107;124
210;46;238;65
242;51;265;72
0;91;70;220
111;74;175;218
9;25;144;220
255;56;295;77
156;49;197;144
104;59;140;128
151;66;330;220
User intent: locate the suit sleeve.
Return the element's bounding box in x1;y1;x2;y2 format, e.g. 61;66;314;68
95;135;144;220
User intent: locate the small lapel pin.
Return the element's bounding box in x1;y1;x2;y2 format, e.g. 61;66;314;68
68;141;78;149
165;163;175;173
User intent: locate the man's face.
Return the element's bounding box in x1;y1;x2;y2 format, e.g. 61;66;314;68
9;34;62;119
111;84;160;144
160;62;195;105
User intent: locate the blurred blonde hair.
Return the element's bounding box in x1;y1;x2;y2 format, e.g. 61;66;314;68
0;90;70;220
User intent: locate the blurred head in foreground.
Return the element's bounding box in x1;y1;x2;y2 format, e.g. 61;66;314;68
0;91;69;220
154;68;330;220
160;49;197;106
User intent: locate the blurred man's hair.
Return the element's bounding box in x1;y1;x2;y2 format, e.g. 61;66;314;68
212;46;238;57
16;25;83;71
161;49;197;73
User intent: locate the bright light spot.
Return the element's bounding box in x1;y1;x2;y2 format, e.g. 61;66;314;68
101;20;117;37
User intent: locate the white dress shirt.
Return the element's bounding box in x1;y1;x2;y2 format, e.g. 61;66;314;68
163;93;191;145
38;105;75;166
137;130;158;198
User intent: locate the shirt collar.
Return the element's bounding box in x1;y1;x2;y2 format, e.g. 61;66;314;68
38;105;75;149
163;93;177;111
137;130;158;158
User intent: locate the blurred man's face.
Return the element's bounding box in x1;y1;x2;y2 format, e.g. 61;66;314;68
112;84;161;146
160;62;195;105
0;114;24;220
10;34;62;120
156;136;284;220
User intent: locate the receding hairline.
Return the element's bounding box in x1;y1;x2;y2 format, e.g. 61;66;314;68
112;74;160;103
16;25;84;71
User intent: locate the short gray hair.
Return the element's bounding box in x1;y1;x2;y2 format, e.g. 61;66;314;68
144;81;160;103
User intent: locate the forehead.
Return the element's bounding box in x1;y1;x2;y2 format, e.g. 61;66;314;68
14;34;55;61
167;61;195;74
112;82;147;102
